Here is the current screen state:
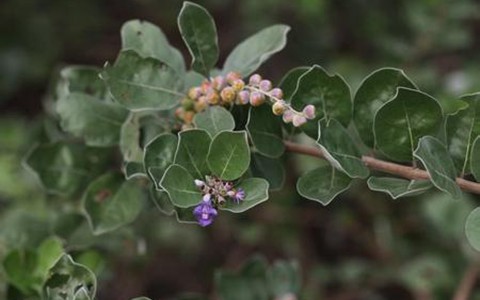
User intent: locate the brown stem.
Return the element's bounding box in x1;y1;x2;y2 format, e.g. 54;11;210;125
283;141;480;195
453;263;480;300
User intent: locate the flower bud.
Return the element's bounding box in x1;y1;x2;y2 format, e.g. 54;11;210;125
175;107;185;119
181;98;195;110
211;76;226;90
226;72;241;84
184;111;195;124
259;80;272;92
249;74;262;85
270;88;283;99
236;90;250;105
272;101;287;116
201;80;212;93
220;87;236;103
194;179;205;188
206;90;220;105
202;193;212;203
302;104;316;120
250;92;265;106
194;96;208;112
282;110;294;123
217;195;226;206
292;114;307;127
188;87;202;100
231;79;245;92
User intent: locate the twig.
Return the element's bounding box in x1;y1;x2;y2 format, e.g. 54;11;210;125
453;263;480;300
283;141;480;195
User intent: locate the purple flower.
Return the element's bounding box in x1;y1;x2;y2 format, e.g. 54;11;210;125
193;195;217;227
232;188;245;204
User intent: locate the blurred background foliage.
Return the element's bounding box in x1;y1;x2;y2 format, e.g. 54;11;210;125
2;0;480;299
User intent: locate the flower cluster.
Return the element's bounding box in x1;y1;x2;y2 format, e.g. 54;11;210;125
192;176;245;227
175;72;316;128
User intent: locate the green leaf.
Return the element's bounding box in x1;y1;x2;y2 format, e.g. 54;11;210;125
36;237;64;279
193;106;235;137
413;136;462;199
184;70;205;91
178;2;219;77
246;105;284;158
446;93;480;175
82;173;145;235
353;68;417;147
250;154;285;190
143;134;178;189
222;25;290;77
24;143;111;195
207;131;251;180
3;249;41;294
222;178;269;213
159;164;202;208
471;136;480;182
374;88;443;162
290;65;352;138
123;162;147;180
43;254;96;300
174;129;212;178
56;93;128;147
278;67;310;101
75;250;105;276
215;256;269;300
317;119;369;179
120;113;144;163
466;207;480;251
149;187;197;224
102;50;184;111
267;261;300;298
367;177;432;199
296;163;352;206
56;66;107;99
121;20;185;75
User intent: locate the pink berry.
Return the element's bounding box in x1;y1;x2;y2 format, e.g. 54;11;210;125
249;74;262;85
270;88;283;99
237;90;250;105
249;92;265;106
211;76;226;90
259;80;272;92
292;115;307;127
282;110;294;123
303;105;316;120
226;72;241;84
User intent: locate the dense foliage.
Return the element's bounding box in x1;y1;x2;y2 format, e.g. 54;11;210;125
3;1;480;299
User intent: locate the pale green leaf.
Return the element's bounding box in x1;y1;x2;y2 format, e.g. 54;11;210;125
222;178;269;213
367;177;432;199
159;164;202;208
193;106;235;137
413;136;462;199
222;25;290;77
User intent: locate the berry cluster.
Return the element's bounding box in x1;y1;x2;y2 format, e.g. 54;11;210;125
193;176;245;227
175;72;316;128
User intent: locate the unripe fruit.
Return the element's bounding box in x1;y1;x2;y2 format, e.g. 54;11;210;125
292;114;307;127
272;101;287;116
303;104;316;120
249;92;265;106
181;98;195;110
259;80;272;92
282;110;293;123
249;74;262;85
270;88;283;99
231;79;245;92
220;87;236;103
237;90;250;105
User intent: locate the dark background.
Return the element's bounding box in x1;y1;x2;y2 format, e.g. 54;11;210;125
1;0;480;299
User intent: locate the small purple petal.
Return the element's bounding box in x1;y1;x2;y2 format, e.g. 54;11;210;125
193;201;217;227
232;188;245;203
